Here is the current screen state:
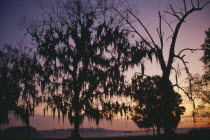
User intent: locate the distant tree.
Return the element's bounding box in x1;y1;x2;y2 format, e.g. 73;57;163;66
201;28;210;80
0;45;21;125
13;44;41;139
187;74;210;121
187;28;210;123
24;0;132;137
0;44;41;138
131;75;185;135
115;0;210;134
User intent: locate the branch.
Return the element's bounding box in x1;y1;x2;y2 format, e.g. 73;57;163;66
114;8;154;49
158;11;163;49
191;0;195;8
167;1;209;70
201;1;210;9
183;0;187;13
178;48;203;56
161;16;174;33
173;84;194;103
174;54;189;74
163;4;181;20
166;36;173;41
127;9;157;48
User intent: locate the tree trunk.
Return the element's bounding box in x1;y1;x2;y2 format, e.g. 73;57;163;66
72;109;80;138
26;120;30;140
71;92;80;138
161;72;175;135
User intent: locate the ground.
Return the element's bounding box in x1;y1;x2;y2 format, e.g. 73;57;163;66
4;134;209;140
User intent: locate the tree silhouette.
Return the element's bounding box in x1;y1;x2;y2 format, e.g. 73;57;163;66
24;0;132;137
13;44;41;139
187;74;210;122
187;28;210;123
0;44;41;138
115;0;210;134
131;75;185;135
0;45;21;125
201;28;210;81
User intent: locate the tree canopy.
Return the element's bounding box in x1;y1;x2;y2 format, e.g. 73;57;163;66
131;75;185;135
0;44;40;133
201;28;210;80
0;45;21;125
24;0;134;137
188;28;210;123
114;0;210;134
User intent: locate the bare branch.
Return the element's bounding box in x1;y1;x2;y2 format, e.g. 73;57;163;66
163;10;179;19
191;0;195;8
174;55;189;74
127;9;157;48
158;11;163;49
201;1;210;9
169;4;181;20
173;84;194;102
161;16;174;33
167;1;210;70
178;48;203;56
169;19;179;24
114;8;154;49
166;36;172;42
183;0;187;13
196;0;200;8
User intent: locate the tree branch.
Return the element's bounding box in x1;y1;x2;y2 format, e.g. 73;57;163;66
174;54;189;74
173;84;195;104
114;8;154;49
158;11;163;49
178;48;203;56
167;1;209;71
161;16;174;33
127;9;157;48
183;0;187;13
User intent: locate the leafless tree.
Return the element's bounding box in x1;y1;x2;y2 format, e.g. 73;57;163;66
115;0;210;134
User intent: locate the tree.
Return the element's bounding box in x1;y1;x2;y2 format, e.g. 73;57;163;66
131;75;185;135
24;0;131;137
0;45;21;125
115;0;210;134
0;44;41;139
201;28;210;80
13;44;41;139
187;74;210;121
187;28;210;123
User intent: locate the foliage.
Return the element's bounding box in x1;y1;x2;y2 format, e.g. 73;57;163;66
0;45;21;125
24;0;138;137
201;28;210;80
188;28;210;122
114;0;209;134
12;44;41;127
0;44;41;128
131;75;185;134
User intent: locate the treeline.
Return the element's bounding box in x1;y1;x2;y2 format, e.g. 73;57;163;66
0;0;209;138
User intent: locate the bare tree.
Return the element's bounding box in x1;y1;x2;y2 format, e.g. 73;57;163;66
115;0;210;134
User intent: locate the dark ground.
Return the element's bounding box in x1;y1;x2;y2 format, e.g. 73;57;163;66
2;128;210;140
4;134;210;140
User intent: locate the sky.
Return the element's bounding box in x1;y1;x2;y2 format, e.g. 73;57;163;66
0;0;210;131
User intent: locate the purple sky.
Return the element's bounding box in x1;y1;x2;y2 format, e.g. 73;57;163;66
0;0;210;130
